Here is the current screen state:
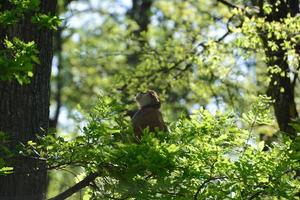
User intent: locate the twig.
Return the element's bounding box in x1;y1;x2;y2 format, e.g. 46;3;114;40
216;0;243;10
193;176;227;200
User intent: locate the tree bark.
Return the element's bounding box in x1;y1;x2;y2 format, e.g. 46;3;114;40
249;0;299;137
48;173;98;200
126;0;153;66
128;0;152;34
263;0;299;137
265;49;298;137
49;28;63;130
49;0;76;130
0;1;57;199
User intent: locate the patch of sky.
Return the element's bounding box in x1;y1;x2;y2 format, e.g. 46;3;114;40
67;12;104;29
206;98;226;114
189;98;226;115
207;22;228;39
50;105;87;137
51;55;58;76
71;33;80;43
65;0;132;29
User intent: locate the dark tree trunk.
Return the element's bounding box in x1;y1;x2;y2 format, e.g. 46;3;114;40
126;0;153;66
128;0;153;33
49;28;63;130
49;0;76;130
121;0;153;106
0;1;57;199
256;0;299;137
266;49;298;137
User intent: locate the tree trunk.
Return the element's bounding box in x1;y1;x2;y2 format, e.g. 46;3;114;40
266;49;298;137
49;28;63;130
0;1;57;199
49;0;76;130
258;0;299;137
126;0;153;66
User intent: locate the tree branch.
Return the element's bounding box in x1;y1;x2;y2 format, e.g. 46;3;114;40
216;0;256;17
48;173;99;200
216;0;242;10
193;176;227;200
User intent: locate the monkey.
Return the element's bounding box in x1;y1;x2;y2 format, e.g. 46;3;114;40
131;90;168;142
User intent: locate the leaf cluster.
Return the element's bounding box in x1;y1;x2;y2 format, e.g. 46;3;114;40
0;37;39;84
0;132;13;175
0;0;61;83
0;0;61;29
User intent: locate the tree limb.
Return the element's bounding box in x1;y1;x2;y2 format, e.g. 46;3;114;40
48;173;99;200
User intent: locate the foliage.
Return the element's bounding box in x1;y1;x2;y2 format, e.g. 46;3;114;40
0;0;58;27
31;14;61;30
57;0;260;115
0;37;39;84
54;0;300;122
29;95;300;199
0;0;40;26
1;0;300;198
0;132;13;175
0;0;61;84
47;4;300;198
290;119;300;162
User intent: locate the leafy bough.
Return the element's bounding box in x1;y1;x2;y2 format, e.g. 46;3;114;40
27;95;299;199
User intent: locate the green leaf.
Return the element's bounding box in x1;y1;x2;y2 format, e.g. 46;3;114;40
31;55;40;64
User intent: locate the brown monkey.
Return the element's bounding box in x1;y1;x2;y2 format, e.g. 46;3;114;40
132;90;167;142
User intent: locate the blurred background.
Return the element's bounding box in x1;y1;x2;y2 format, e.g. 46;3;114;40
48;0;300;198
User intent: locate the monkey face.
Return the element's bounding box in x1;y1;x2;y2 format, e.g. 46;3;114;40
135;90;160;107
135;92;146;102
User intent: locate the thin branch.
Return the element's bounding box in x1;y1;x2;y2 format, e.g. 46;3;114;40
248;190;264;200
216;0;257;17
193;176;227;200
216;0;242;10
291;56;300;88
119;23;232;92
50;28;63;129
48;173;99;200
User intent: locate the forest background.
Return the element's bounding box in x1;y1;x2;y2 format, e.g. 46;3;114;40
0;0;300;199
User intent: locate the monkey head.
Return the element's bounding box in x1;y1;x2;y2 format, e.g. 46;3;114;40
135;90;161;109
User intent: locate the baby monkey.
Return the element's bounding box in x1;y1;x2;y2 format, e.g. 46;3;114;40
132;90;167;142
